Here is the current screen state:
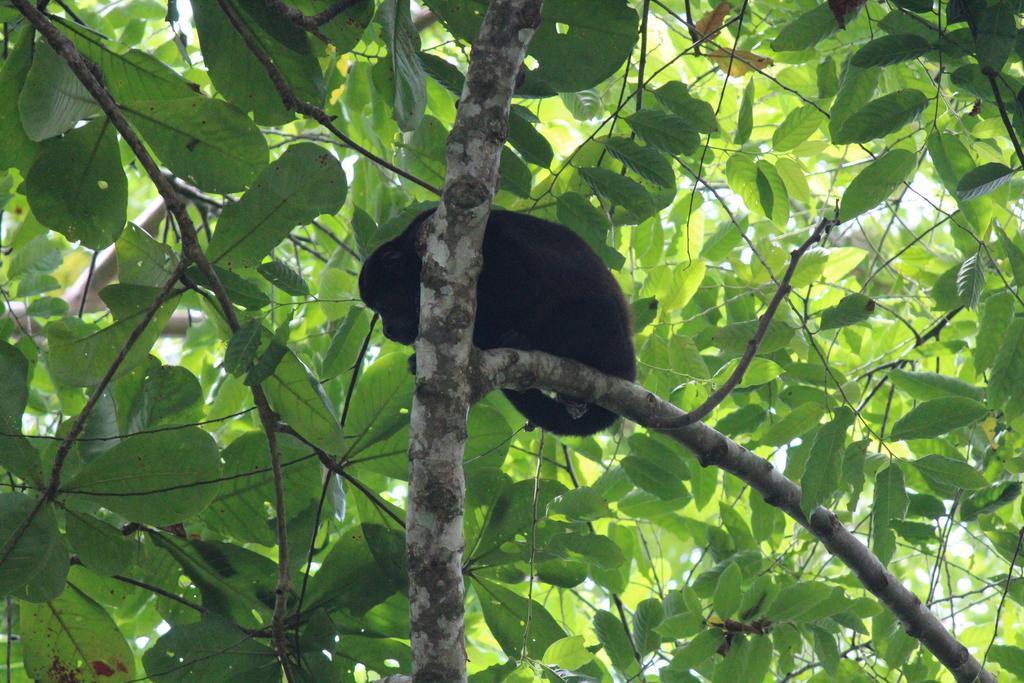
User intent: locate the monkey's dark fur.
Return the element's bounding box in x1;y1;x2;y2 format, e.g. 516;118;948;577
358;209;636;436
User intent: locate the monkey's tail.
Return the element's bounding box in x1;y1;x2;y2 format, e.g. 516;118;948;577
501;389;619;436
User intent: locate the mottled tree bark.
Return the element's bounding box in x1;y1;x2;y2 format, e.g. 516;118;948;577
405;2;543;682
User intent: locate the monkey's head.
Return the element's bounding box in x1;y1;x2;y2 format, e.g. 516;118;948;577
358;239;422;345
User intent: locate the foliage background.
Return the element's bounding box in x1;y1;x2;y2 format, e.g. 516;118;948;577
1;0;1024;681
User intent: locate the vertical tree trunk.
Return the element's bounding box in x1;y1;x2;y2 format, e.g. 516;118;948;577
404;2;543;682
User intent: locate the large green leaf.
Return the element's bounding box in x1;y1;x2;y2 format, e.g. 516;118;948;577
262;347;344;455
24;119;127;249
0;494;66;598
839;149;916;221
889;396;989;440
379;0;427;132
207;143;347;268
801;407;855;516
64;427;222;525
124;97;268;194
626;110;700;155
191;0;323;125
23;584;135;682
18;38;100;141
142;618;278;683
45;285;179;387
832;90;928;144
429;0;638;92
772;105;825;152
772;4;840;52
851;34;932;67
0;27;38;171
871;465;908;565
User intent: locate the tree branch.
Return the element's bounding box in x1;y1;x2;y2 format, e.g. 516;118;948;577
474;348;996;683
672;214;837;427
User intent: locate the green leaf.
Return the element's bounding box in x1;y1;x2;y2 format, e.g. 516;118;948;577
579;166;655;218
131;365;203;428
667;629;725;672
975;2;1016;71
889;396;989;440
817;57;838;99
832;90;928;144
990;318;1024;413
976;292;1014;372
602;136;675;187
772;3;840;51
224;320;264;376
0;494;66;597
543;635;594;670
801;407;855;516
498;147;532;198
429;0;638;93
839;149;916;222
142;618;278;683
735;79;754;144
961;482;1022;520
45;285;178;387
191;0;322;126
593;609;638;674
24;119;127;249
379;0;427;131
653;82;718;133
927;130;975;194
713;562;742;618
257;259;310;296
626;110;700;155
632;598;665;655
207;143;347;269
772;105;825;152
560;88;604;120
996;227;1024;288
546;487;612;522
65;511;135;576
990;645;1024;679
829;67;878;141
956;250;986;309
0;27;38;171
851;34;932;67
262;347;344;455
125;96;269;194
621;455;688;501
186;264;269;310
819;293;875;329
116;223;179;287
18;39;101;141
474;578;567;660
23;585;135;682
508;105;554;167
956;163;1015;201
555;192;626;270
889;370;984;402
910;454;988;490
872;465;909;565
65;428;222;526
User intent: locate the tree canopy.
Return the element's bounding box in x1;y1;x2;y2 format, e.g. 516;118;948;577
1;0;1024;681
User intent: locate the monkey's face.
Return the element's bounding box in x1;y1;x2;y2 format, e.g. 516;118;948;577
358;244;422;345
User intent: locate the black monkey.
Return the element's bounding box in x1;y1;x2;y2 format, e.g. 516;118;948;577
358;209;636;436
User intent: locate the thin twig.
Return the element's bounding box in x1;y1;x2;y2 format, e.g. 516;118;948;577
660;214;837;428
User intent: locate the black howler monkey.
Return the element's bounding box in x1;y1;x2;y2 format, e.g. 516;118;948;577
358;209;636;436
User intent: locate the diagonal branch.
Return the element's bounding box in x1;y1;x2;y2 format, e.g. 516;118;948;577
474;347;996;683
671;214;837;427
